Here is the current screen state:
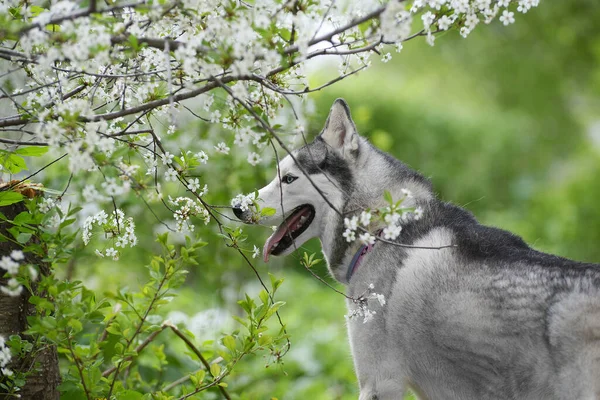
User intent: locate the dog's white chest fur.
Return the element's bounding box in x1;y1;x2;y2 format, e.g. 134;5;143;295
346;228;456;400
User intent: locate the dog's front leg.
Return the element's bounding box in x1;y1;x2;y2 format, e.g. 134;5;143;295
358;380;406;400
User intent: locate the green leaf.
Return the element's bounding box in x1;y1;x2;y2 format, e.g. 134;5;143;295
118;390;144;400
258;289;269;305
34;186;63;195
13;211;32;225
15;146;49;157
194;370;206;385
16;232;32;244
1;152;27;173
263;301;285;320
68;319;83;333
28;5;46;17
232;315;248;328
260;207;276;217
128;34;139;50
383;190;393;205
210;363;221;378
269;273;284;294
222;335;236;352
258;334;272;346
0;191;24;206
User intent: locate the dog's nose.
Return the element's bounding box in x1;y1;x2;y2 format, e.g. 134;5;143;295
232;204;244;219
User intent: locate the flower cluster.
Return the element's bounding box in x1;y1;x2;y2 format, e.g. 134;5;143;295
0;335;12;377
342;189;424;245
231;192;258;214
1;0;539;184
0;250;38;298
82;209;137;260
410;0;540;46
346;283;387;324
169;196;211;232
0;0;541;269
37;197;57;213
1;250;22;297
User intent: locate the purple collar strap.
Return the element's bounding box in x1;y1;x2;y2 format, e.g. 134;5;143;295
346;230;382;282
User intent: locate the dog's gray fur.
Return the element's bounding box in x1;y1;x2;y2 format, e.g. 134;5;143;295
234;99;600;399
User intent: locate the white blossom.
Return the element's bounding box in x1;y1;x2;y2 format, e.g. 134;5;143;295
359;232;376;246
164;168;178;182
421;11;436;28
0;335;11;375
10;250;24;261
344;216;359;231
196;151;209;164
437;15;454;30
28;266;39;281
247;152;262;166
414;207;424;220
105;247;119;260
383;225;402;240
343;229;356;243
161;152;174;165
0;256;19;275
188;178;201;192
1;278;23;297
214;142;230;154
426;31;436;46
499;10;515;25
38;198;56;213
359;211;372;227
370;292;387;306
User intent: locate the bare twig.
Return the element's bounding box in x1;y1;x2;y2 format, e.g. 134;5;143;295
67;337;92;400
162;368;203;392
101;326;167;378
18;1;146;35
167;324;232;400
0;138;48;146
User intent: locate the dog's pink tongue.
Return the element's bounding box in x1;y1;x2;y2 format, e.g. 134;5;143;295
263;227;288;263
262;207;311;262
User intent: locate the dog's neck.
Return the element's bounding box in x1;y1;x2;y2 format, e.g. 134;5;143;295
319;144;435;283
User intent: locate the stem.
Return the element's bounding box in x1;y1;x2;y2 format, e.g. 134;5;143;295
67;337;92;400
167;324;232;400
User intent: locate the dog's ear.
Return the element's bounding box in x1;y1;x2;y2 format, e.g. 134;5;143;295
320;98;359;157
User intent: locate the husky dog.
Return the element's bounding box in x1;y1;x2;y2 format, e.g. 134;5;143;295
233;99;600;400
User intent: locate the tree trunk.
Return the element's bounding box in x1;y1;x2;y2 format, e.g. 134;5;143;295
0;196;60;399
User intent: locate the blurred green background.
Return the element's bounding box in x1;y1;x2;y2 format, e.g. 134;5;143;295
66;2;600;399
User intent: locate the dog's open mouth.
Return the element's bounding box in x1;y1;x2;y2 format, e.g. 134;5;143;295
263;204;315;262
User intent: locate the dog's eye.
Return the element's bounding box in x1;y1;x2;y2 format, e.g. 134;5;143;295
282;174;298;184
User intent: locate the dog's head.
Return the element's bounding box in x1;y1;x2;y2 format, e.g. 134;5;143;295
233;98;361;262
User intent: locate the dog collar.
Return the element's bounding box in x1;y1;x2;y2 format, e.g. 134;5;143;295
346;230;382;282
